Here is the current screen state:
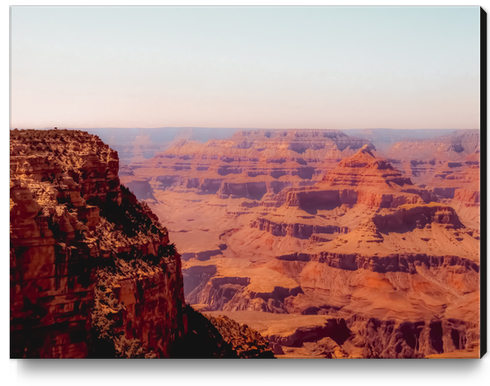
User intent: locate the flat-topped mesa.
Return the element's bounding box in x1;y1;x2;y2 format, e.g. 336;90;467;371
10;129;187;358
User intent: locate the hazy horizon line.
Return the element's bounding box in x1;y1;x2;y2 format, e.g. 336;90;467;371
9;126;479;131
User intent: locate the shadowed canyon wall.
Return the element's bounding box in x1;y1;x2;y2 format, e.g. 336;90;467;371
10;129;275;359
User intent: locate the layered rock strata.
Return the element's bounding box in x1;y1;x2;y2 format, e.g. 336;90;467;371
124;129;373;199
177;145;480;358
383;130;480;185
10;129;188;358
203;310;479;359
382;131;480;229
250;146;431;244
284;145;423;209
102;128;481;358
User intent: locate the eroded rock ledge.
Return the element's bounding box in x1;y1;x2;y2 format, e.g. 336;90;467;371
276;252;479;274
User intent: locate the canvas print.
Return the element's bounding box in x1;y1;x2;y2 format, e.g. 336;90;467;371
10;6;483;359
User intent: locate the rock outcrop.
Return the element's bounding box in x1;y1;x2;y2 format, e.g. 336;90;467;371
249;146;431;245
10;129;187;358
10;129;274;359
205;314;275;358
203;309;479;359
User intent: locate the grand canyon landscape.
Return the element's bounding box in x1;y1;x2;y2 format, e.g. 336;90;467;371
10;6;484;370
9;127;481;359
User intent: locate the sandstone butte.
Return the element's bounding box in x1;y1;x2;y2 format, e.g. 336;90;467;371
117;129;481;359
9;129;274;359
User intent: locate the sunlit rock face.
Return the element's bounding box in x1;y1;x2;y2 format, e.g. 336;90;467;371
10;129;187;358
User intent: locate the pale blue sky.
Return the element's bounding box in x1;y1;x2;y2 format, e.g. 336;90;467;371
10;6;480;129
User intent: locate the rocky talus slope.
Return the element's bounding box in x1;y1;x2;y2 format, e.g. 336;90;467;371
10;129;273;359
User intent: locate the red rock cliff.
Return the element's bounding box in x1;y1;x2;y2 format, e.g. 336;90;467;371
10;129;187;358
